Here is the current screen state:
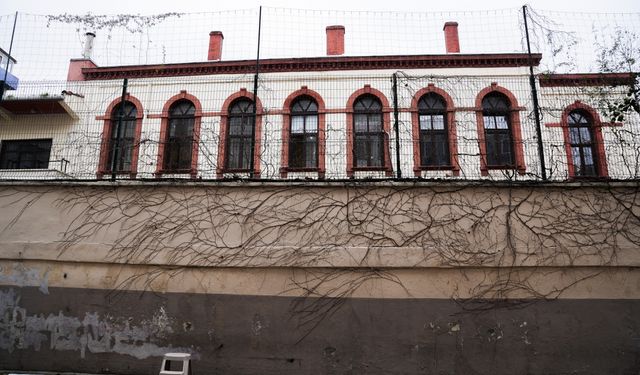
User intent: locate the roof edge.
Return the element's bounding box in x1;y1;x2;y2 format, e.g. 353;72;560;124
539;72;637;87
81;53;542;81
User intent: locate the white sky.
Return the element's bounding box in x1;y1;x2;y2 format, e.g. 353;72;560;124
1;0;639;15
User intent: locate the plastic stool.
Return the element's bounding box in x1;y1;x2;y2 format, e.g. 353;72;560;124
159;352;192;375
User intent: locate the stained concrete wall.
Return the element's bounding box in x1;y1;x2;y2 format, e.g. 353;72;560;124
0;181;639;374
2;286;640;375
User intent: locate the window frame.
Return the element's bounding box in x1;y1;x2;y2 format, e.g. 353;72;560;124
346;86;393;177
482;92;515;168
560;102;608;179
97;95;144;179
280;87;326;178
224;98;255;172
474;84;526;176
411;85;460;176
217;89;263;178
163;99;196;173
288;96;319;170
155;91;202;178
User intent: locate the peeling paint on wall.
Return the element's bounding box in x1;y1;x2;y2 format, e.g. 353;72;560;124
0;289;198;359
0;264;49;294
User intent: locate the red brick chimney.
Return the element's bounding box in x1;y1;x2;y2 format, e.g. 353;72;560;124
443;22;460;53
208;31;224;61
326;25;345;56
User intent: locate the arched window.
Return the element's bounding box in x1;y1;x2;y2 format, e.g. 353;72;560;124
289;96;319;169
97;95;143;179
481;92;514;167
353;94;384;168
108;101;137;173
567;110;598;177
226;98;255;171
418;93;449;167
163;99;195;172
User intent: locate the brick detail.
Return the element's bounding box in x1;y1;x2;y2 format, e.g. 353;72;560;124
208;31;224;61
67;59;97;81
326;25;345;56
443;22;460;54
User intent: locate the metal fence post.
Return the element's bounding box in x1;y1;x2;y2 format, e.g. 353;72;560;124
111;78;128;181
522;5;548;181
392;73;402;179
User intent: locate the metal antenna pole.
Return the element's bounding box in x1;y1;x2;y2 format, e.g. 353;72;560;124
249;6;262;178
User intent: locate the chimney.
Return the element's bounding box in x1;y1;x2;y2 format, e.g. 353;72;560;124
208;31;224;61
326;25;345;56
443;22;460;53
82;32;96;59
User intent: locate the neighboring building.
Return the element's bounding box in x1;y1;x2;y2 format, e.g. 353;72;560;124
0;19;639;375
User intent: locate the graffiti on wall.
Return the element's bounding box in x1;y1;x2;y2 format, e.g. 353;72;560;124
0;288;198;359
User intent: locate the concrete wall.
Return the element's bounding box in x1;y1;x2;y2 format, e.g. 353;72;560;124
0;181;639;374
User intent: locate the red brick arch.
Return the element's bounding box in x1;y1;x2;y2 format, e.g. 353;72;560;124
345;85;393;177
155;90;203;178
475;83;526;176
280;86;327;178
217;88;264;177
411;84;460;177
97;94;144;179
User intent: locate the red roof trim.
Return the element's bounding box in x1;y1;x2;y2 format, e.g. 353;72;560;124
81;53;541;80
539;73;636;87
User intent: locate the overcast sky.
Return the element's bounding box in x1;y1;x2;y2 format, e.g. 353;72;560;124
1;0;639;15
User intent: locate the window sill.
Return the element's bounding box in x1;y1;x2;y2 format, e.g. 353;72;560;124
282;167;321;173
415;165;456;171
352;166;390;171
482;165;526;176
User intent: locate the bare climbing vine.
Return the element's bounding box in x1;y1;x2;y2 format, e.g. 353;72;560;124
0;181;624;338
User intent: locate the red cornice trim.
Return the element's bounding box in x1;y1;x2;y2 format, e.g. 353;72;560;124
539;73;636;87
81;53;542;80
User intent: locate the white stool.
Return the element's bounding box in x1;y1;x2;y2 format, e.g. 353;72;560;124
159;352;192;375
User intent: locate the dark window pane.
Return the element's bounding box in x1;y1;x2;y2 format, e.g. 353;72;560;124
482;93;513;167
567;110;598;177
419;93;450;167
108;101;137;173
418;93;446;112
289;96;319;169
163;100;195;171
353;94;385;169
0;139;52;169
226;99;256;171
482;93;510;112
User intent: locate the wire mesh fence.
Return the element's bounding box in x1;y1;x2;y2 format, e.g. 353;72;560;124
1;72;638;182
0;6;639;182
